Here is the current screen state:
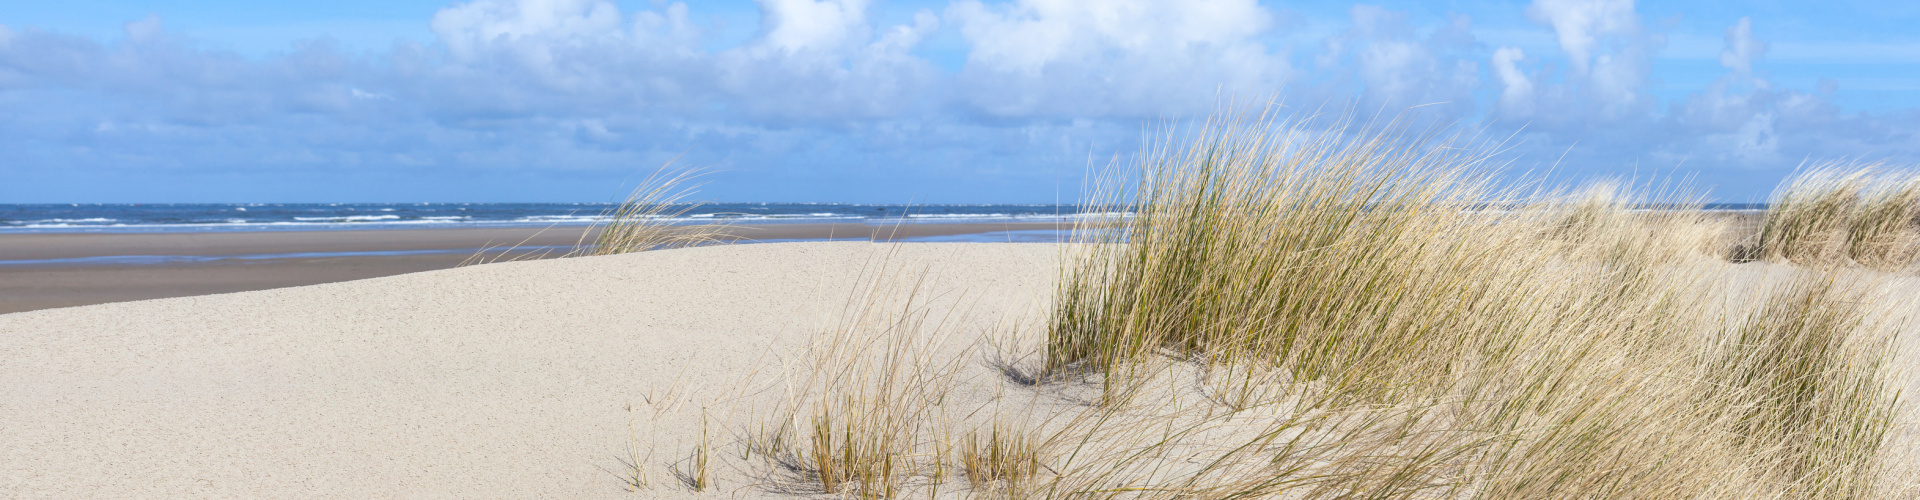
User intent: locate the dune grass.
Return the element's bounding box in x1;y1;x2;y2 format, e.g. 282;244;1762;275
1709;274;1900;498
745;254;974;498
462;163;726;266
1757;164;1920;270
576;165;729;257
654;108;1914;498
1025;109;1909;498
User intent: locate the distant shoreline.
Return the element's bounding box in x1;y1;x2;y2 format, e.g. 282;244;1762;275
0;202;1764;234
0;211;1765;315
0;202;1104;234
0;222;1074;315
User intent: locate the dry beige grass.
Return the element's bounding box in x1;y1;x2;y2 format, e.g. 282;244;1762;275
462;162;727;266
1021;110;1914;499
744;250;975;498
1757;164;1920;271
574;111;1920;499
657;109;1918;499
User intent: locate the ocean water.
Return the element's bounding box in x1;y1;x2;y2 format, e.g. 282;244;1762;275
0;202;1765;235
0;202;1765;265
0;203;1098;234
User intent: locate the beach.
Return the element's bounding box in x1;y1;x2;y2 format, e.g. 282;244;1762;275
0;222;1071;314
0;242;1061;498
6;207;1911;498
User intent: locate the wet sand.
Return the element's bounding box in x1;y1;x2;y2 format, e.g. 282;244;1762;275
0;222;1070;315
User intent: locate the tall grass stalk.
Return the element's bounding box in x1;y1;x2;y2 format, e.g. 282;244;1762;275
1708;274;1901;497
461;162;726;266
1033;106;1910;498
1049;107;1527;401
662;108;1912;498
747;251;974;498
1757;163;1920;270
575;163;728;256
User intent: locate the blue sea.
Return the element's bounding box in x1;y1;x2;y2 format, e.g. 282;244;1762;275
0;202;1767;266
0;203;1099;234
0;202;1765;235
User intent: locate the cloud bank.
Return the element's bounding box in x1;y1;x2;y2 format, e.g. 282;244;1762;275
1;0;1917;202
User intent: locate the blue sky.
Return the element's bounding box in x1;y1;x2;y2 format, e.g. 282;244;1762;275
2;0;1917;203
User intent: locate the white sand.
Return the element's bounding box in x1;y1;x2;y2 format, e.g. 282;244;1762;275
0;242;1063;498
9;241;1918;499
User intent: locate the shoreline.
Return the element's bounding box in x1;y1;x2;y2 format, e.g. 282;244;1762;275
0;222;1074;315
0;212;1756;316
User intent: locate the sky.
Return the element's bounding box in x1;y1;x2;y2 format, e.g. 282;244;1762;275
1;0;1917;203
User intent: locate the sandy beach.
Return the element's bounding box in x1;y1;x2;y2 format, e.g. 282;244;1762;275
0;242;1061;498
0;222;1070;314
5;210;1908;498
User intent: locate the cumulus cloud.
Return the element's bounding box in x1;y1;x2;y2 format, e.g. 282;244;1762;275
1490;47;1534;118
431;0;630;60
1310;7;1480;118
713;0;942;120
757;0;869;53
419;0;708;116
418;0;943;121
946;0;1289;118
1524;0;1636;74
1496;0;1662;128
2;0;1919;202
1661;18;1796;166
1719;17;1766;78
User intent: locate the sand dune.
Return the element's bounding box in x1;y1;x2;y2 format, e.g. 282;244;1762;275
0;242;1061;498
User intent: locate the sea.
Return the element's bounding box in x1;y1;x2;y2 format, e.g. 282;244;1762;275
0;203;1097;234
0;202;1770;266
0;202;1768;234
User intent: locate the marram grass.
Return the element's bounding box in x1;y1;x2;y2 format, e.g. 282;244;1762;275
461;162;726;265
1758;163;1920;270
645;109;1916;499
1033;110;1910;498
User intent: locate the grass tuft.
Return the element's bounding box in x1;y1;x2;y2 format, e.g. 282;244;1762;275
1757;163;1920;270
462;161;727;266
648;106;1916;499
960;421;1044;495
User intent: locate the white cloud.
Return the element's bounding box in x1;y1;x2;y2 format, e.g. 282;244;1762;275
1327;7;1479;116
1524;0;1636;74
1673;18;1776;134
1654;17;1910;170
418;0;938;120
947;0;1288;117
4;0;1920;202
1509;0;1660;124
430;0;627;61
714;0;941;119
1719;17;1765;78
758;0;870;54
1491;47;1534;118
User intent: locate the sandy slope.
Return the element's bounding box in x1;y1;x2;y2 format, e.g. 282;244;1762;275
0;242;1063;498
